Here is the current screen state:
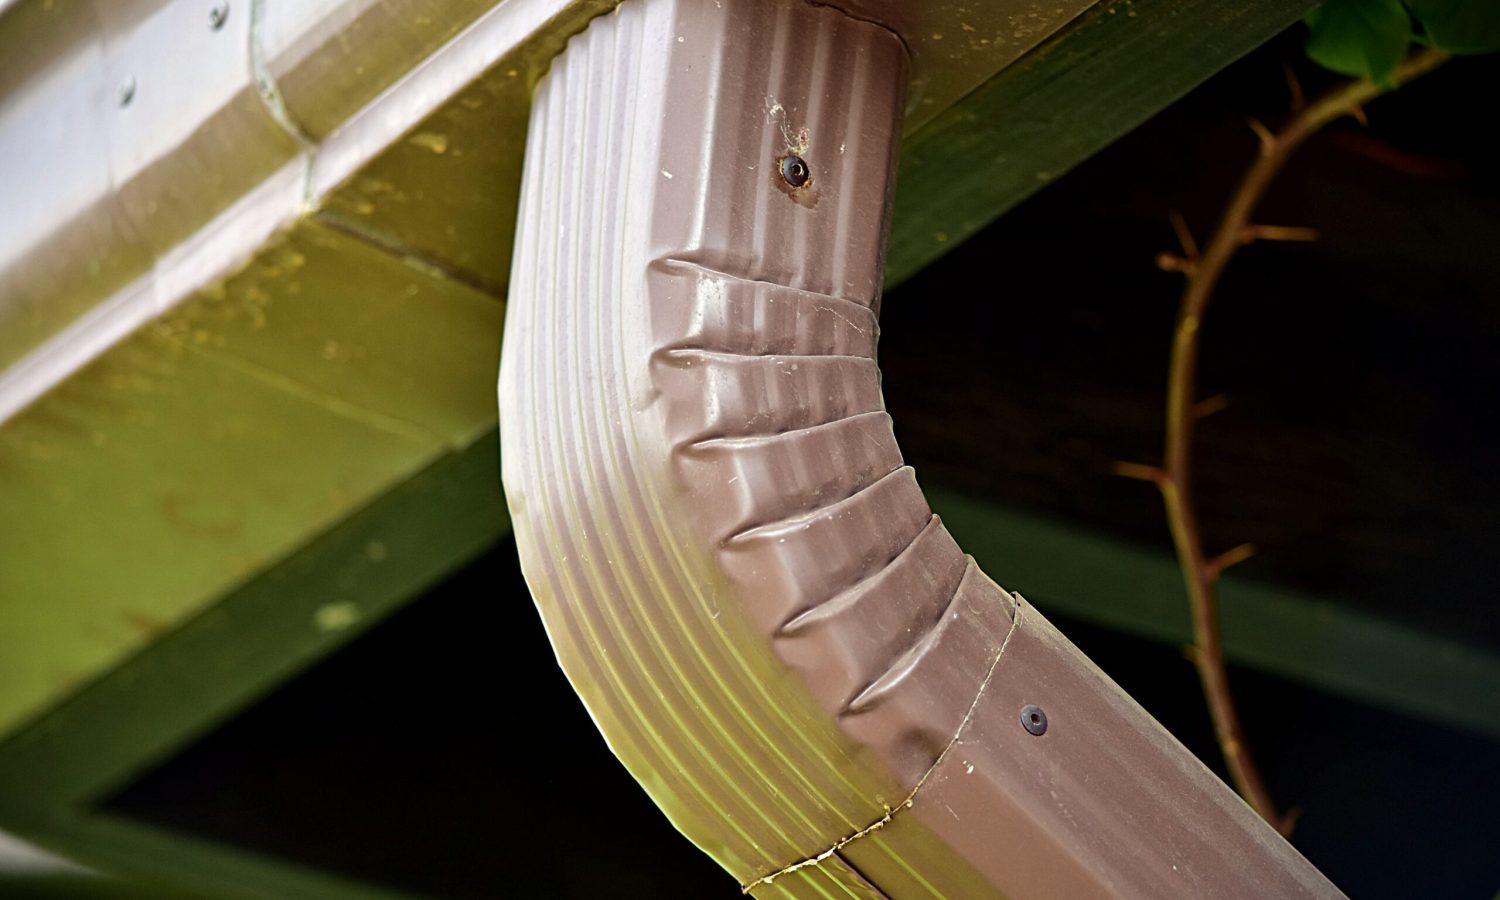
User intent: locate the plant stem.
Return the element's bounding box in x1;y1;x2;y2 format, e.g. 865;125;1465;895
1156;48;1447;831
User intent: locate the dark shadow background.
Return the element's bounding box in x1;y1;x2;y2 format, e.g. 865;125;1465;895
106;30;1500;900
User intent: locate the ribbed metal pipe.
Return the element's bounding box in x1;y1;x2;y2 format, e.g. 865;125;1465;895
500;1;1346;897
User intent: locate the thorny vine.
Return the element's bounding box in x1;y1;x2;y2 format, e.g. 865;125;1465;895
1116;48;1449;832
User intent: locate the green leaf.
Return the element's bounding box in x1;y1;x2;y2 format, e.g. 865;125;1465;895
1305;0;1415;83
1405;0;1500;54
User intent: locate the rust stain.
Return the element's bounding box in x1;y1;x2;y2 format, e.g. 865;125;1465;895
122;610;170;637
766;96;818;208
772;153;819;209
160;491;246;540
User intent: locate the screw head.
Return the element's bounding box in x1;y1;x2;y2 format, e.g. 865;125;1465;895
779;154;810;188
116;76;136;107
209;3;229;30
1020;704;1048;736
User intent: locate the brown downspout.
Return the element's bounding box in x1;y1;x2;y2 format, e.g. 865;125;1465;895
497;0;1345;896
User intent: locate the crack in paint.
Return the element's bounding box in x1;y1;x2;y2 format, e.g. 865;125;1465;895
742;592;1027;892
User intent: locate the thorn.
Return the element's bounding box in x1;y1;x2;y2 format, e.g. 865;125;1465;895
1168;210;1200;261
1282;60;1305;112
1193;393;1231;419
1182;644;1201;665
1155;252;1195;275
1348;102;1369;128
1241;224;1319;244
1112;461;1166;484
1326;130;1469;179
1247;117;1276;155
1277;806;1303;839
1206;543;1257;580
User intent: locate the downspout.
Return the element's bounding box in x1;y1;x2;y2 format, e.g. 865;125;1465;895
498;0;1345;896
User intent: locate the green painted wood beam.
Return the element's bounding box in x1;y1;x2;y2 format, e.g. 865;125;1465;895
0;431;508;819
885;0;1321;289
10;817;416;900
0;433;506;898
0;220;505;745
928;486;1500;741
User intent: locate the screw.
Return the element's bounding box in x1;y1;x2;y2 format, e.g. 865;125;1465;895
1020;704;1048;736
116;76;136;107
779;154;810;188
209;3;229;30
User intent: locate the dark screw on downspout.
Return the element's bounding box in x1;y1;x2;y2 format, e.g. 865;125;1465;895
209;3;230;30
779;154;810;188
1020;704;1048;736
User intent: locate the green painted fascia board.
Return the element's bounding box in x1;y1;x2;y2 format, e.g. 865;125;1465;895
885;0;1321;289
0;430;508;819
929;486;1500;742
